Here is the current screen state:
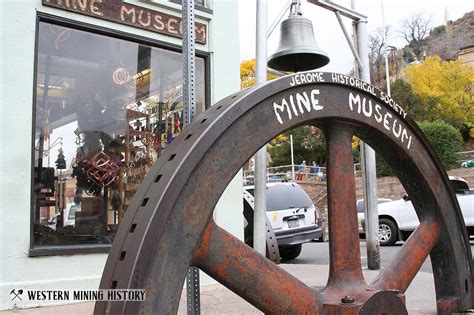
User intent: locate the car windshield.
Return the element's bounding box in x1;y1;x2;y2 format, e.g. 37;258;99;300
246;184;313;211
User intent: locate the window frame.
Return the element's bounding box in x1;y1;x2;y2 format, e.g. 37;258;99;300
168;0;213;14
29;12;211;257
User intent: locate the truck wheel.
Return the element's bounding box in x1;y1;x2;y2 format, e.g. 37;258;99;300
379;219;398;246
279;244;302;260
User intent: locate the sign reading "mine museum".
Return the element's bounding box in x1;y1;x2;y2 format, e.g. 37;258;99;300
272;72;414;150
42;0;207;44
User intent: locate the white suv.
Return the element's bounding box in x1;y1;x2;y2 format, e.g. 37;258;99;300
243;182;323;260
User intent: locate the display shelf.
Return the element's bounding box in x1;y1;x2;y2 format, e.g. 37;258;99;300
114;107;152;224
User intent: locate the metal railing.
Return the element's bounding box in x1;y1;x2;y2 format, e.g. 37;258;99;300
243;163;366;184
243;164;327;185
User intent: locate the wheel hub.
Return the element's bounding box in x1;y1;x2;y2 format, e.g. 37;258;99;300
321;290;407;315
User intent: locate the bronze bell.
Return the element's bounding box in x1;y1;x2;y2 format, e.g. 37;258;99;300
268;14;330;72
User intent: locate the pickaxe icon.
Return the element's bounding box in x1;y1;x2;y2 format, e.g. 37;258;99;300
10;289;23;301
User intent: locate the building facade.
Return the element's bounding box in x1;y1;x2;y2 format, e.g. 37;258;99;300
459;45;474;67
0;0;242;309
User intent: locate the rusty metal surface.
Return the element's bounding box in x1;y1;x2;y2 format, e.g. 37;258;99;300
372;218;441;293
95;72;473;314
243;189;280;263
325;123;365;289
359;291;408;315
194;221;318;313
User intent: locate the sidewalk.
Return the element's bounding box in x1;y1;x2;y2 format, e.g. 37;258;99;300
1;263;437;315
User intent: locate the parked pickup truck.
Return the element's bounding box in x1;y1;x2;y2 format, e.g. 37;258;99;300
363;176;474;246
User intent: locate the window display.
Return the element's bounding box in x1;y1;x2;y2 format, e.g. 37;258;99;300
32;20;207;249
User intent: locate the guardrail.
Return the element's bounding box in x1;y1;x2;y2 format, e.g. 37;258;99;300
242;151;474;185
243;164;328;185
243;163;366;184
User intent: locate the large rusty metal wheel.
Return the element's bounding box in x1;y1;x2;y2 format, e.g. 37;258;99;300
95;72;473;314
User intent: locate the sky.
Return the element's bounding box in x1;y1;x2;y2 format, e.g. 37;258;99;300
238;0;474;73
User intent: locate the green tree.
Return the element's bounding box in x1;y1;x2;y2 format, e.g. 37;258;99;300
385;79;426;120
418;120;463;170
376;154;396;177
269;126;326;167
352;144;396;177
367;121;463;176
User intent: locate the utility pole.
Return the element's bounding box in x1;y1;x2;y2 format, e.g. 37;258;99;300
381;0;391;97
253;0;268;256
385;52;391;96
354;0;381;270
290;134;295;181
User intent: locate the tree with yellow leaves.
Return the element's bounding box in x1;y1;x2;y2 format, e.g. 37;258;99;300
240;59;279;89
404;56;474;137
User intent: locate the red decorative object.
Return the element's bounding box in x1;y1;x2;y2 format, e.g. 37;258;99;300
82;151;123;187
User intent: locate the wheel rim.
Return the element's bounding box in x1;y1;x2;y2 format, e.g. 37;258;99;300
379;224;392;242
95;72;473;314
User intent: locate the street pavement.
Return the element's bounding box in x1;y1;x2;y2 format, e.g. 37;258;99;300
3;241;473;315
177;241;441;314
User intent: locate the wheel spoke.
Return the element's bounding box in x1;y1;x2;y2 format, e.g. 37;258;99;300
325;123;365;287
371;218;441;293
193;221;319;314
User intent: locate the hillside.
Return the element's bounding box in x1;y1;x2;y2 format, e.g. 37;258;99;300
422;10;474;60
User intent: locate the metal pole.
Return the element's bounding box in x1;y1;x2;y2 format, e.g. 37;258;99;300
253;0;268;256
381;0;391;97
267;0;292;38
308;0;367;20
290;134;295;181
182;0;196;126
267;67;286;77
385;52;391;96
334;11;364;70
355;11;381;270
182;0;200;313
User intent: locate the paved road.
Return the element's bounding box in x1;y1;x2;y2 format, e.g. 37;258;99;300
294;239;474;273
280;239;474;314
4;240;472;315
294;240;434;270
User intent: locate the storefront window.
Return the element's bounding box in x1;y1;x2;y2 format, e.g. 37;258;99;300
32;21;206;249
